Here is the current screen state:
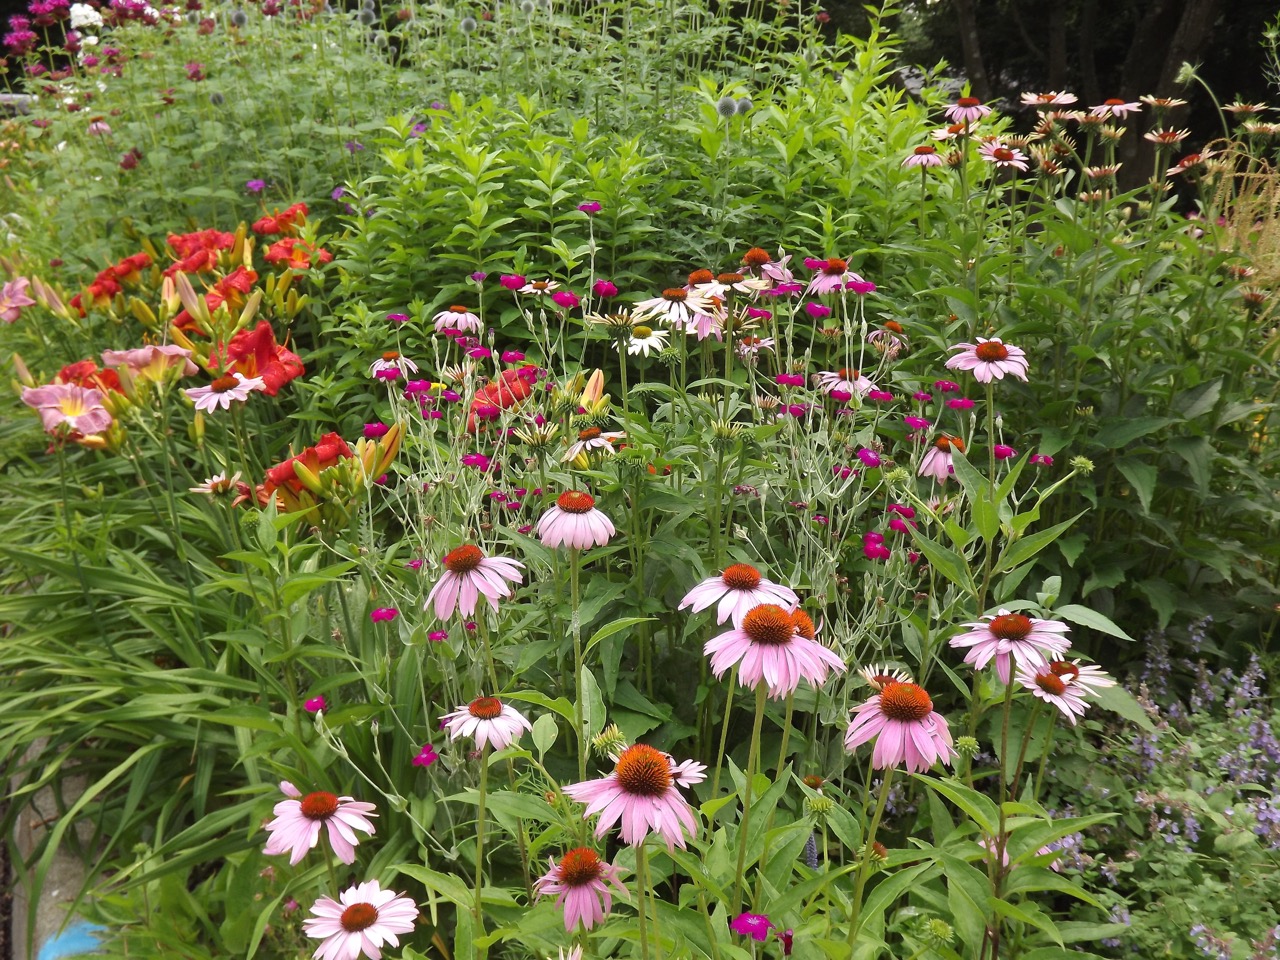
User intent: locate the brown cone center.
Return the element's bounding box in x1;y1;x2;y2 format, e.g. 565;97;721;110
614;744;672;797
879;683;933;722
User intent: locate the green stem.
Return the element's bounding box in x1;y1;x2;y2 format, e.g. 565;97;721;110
636;840;652;960
474;746;489;955
710;666;738;799
845;767;894;948
571;548;586;782
731;683;768;914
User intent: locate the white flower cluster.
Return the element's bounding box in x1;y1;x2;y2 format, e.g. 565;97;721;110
69;3;104;28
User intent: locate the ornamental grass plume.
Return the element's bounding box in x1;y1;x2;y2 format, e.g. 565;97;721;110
424;544;524;620
844;681;957;773
703;603;845;699
679;563;798;627
563;744;706;849
302;881;417;960
440;696;531;751
262;781;377;865
950;610;1072;684
533;847;627;931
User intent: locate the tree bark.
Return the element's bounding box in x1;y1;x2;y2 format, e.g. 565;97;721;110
951;0;993;101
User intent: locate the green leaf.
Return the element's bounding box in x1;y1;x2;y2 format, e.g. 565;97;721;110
1115;458;1157;515
914;776;998;834
1092;684;1156;732
583;616;655;659
1092;416;1176;449
989;897;1062;946
1053;603;1134;641
996;514;1084;574
531;712;558;757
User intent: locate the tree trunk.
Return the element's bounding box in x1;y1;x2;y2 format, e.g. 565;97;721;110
1078;0;1100;106
1048;2;1067;91
951;0;993;101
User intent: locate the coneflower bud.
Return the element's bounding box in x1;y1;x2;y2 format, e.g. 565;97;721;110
883;466;910;486
710;418;743;447
804;795;833;819
1069;455;1095;474
591;723;628;759
924;919;954;946
955;735;979;757
716;96;738;119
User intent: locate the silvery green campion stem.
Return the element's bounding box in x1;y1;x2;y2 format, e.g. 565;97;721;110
731;683;768;915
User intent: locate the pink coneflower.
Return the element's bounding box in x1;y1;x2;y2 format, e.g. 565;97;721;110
533;848;627;931
1143;128;1190;145
1166;151;1217;177
370;607;398;623
635;287;715;330
730;912;775;942
368;351;419;378
184;372;268;412
679;563;798;626
919;435;964;482
563;743;705;849
21;383;113;436
433;305;482;333
440;696;532;751
945;337;1029;382
562;426;625;463
902;144;944;168
1020;91;1078;107
949;610;1072;684
704;603;846;699
1089;98;1141;119
263;781;377;865
979;141;1030;172
536;490;615;549
859;663;913;691
945;96;991;125
424;544;524;620
815;368;876;398
806;257;863;296
868;320;907;356
302;880;417;960
735;335;774;359
1016;661;1102;724
844;682;956;773
411;743;439;767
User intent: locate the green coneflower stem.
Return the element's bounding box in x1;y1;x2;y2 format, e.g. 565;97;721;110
571;547;586;782
1010;701;1043;801
636;840;652;960
474;744;490;957
710;665;738;799
845;766;894;949
731;682;768;914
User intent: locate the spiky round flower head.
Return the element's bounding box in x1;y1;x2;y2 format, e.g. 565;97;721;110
710;418;744;449
534;848;628;931
955;735;980;757
1069;455;1094;474
844;682;956;773
230;8;248;26
737;97;754;114
440;696;532;751
358;8;375;23
716;96;738;119
804;794;834;819
591;723;628;760
925;919;955;946
563;744;705;849
460;15;477;31
679;564;798;627
949;610;1071;684
704;603;846;699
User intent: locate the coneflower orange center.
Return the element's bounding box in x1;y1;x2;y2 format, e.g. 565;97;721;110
838;368;859;379
1034;672;1068;695
801;775;825;790
884;320;904;333
556;490;595;513
958;97;980;107
557;847;604;886
879;682;933;722
449;304;470;313
1049;661;1080;680
741;604;797;646
444;543;484;573
1103;98;1124;106
791;609;816;641
382;350;400;361
742;247;771;267
935;435;965;452
468;696;503;720
993;148;1015;162
299;791;340;820
822;258;847;274
531;281;550;291
578;426;602;441
717;272;744;284
662;288;688;302
721;563;762;590
614;744;672;797
210;374;240;392
989;613;1033;640
339;902;378;932
913;145;937;155
688;269;714;285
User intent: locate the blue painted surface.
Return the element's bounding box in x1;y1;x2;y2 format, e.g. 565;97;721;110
36;922;105;960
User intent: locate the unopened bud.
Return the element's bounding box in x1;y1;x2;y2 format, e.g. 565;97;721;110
805;795;834;819
591;723;628;760
925;919;954;945
955;735;980;757
1069;455;1095;475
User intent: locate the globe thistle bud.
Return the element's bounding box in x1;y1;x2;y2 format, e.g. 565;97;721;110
358;8;376;24
185;10;199;22
924;919;954;946
955;735;980;757
373;31;388;46
229;8;248;26
519;0;534;12
591;723;627;759
1069;455;1095;475
716;95;738;119
804;794;834;819
362;0;375;8
209;91;224;106
459;15;477;32
736;97;754;114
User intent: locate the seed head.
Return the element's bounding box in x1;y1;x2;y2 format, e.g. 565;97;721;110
460;15;477;32
230;9;248;26
358;8;376;24
716;96;738;119
591;723;628;760
955;735;979;757
925;919;954;946
804;794;834;819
